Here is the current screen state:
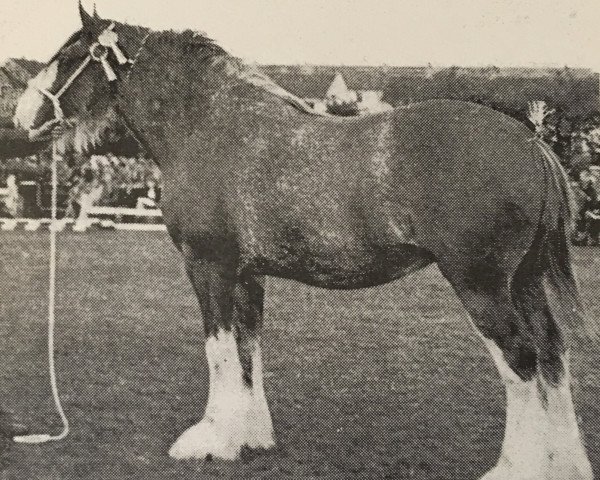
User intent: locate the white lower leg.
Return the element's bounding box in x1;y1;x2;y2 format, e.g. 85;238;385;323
169;329;274;460
481;341;592;480
245;336;275;449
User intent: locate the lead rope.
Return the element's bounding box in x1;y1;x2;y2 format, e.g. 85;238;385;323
14;141;69;444
13;24;139;444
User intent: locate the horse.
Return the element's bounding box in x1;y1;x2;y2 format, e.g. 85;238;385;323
13;5;595;479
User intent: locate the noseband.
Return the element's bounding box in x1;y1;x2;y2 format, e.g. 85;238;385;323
36;23;135;125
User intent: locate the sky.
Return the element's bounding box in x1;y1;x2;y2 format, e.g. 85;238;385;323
0;0;599;69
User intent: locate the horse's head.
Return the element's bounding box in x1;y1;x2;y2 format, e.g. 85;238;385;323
14;3;149;153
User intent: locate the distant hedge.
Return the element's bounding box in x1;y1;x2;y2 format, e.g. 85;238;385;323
383;67;600;167
383;67;599;120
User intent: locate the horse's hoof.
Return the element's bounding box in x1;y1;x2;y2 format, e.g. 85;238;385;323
169;421;236;460
169;418;274;461
481;471;592;480
479;457;593;480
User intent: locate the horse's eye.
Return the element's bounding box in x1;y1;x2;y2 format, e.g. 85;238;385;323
62;42;88;61
59;54;80;68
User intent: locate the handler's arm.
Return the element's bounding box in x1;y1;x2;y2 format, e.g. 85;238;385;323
0;118;141;160
0;127;49;160
0;116;63;160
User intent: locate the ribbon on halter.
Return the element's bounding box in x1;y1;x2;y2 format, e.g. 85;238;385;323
91;23;132;81
30;23;130;139
98;24;130;66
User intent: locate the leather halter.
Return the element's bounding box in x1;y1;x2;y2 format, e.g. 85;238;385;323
36;23;131;124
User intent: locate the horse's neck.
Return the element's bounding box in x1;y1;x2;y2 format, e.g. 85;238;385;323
118;55;297;165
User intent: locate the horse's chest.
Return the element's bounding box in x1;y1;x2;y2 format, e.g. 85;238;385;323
159;174;230;252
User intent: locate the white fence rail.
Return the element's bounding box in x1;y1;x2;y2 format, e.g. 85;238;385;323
0;207;167;232
87;206;163;218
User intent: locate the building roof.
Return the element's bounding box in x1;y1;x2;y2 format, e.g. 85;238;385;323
261;64;394;98
0;66;26;89
8;58;45;76
0;68;16;88
1;58;44;87
326;72;350;98
0;58;45;122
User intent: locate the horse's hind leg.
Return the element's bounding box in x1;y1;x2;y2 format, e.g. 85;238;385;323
442;259;592;480
169;259;274;460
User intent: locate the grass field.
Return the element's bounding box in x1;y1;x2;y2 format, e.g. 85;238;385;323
0;231;599;479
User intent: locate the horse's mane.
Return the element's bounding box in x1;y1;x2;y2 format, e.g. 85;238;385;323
152;29;228;61
56;23;328;154
147;27;328;117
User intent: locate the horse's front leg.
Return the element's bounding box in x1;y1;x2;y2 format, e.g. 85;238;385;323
169;259;275;460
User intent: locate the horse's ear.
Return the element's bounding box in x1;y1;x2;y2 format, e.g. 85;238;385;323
93;2;100;19
78;0;95;29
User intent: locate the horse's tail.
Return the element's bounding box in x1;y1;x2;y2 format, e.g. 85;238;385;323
511;139;597;343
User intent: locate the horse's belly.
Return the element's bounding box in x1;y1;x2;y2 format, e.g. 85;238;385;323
254;241;433;289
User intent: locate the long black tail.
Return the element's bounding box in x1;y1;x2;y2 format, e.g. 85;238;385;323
512;139;596;344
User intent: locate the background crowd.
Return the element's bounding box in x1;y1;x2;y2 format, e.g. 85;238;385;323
531;107;600;245
0;153;161;220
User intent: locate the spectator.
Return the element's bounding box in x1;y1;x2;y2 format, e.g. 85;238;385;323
3;174;23;218
65;171;83;219
579;169;600;210
571;180;591;245
72;167;105;232
135;178;158;210
578;168;600;245
586;209;600;245
569;138;593;175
